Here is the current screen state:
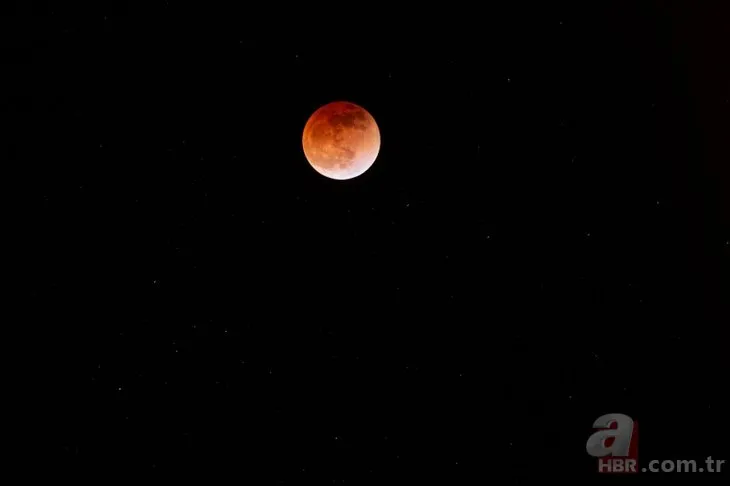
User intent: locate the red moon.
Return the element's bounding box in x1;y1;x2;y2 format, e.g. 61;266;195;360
302;101;381;180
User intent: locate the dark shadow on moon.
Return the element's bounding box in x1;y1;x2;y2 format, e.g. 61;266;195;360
329;109;369;132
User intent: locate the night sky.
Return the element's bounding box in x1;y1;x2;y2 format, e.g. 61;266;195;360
15;1;729;482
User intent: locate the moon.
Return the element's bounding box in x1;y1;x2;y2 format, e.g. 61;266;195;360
302;101;381;180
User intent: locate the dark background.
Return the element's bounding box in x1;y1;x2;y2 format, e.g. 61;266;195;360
9;0;728;482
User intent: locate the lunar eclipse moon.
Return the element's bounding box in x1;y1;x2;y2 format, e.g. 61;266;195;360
302;101;381;180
